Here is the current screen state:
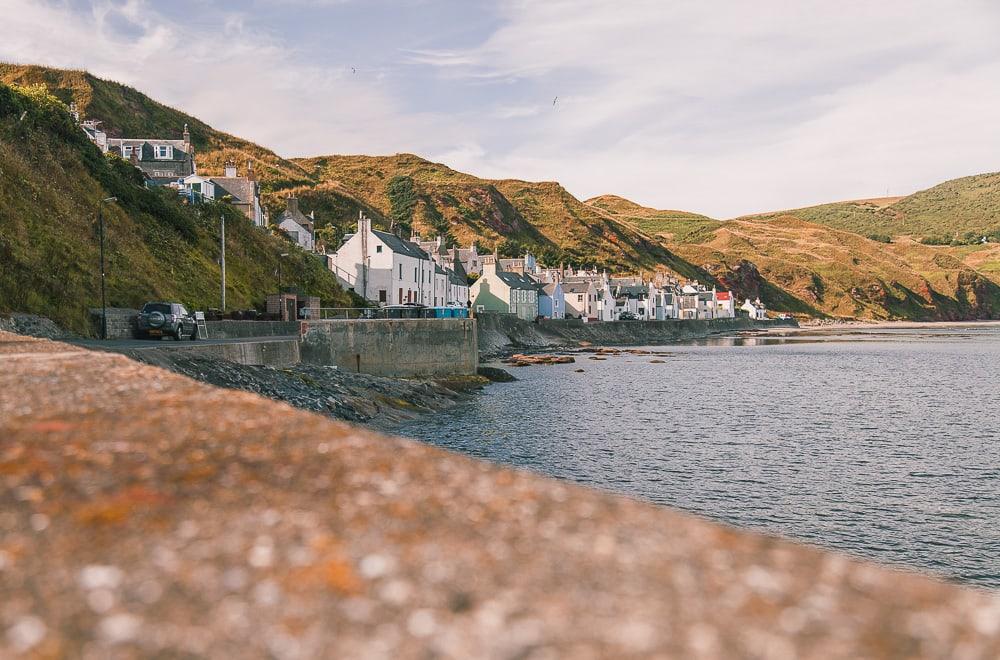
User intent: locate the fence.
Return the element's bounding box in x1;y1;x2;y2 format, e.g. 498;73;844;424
316;307;470;320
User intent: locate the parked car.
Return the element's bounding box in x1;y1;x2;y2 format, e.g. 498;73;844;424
136;302;198;340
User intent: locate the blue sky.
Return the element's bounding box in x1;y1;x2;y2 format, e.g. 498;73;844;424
4;0;1000;217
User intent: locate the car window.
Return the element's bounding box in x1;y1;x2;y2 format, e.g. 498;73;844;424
142;303;171;314
177;305;188;316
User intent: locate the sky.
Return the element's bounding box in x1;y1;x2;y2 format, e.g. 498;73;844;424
3;0;1000;217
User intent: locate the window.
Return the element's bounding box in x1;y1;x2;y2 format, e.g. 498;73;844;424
399;264;403;279
414;267;418;281
578;294;584;302
376;245;382;253
379;290;387;303
154;145;172;159
122;145;133;158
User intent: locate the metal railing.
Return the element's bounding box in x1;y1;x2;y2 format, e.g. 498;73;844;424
315;307;470;320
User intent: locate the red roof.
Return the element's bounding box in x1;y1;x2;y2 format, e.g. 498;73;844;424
717;291;731;301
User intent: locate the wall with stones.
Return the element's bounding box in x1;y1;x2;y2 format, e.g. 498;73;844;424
300;319;478;377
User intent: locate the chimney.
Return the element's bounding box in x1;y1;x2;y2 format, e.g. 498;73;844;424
357;211;370;235
246;159;255;181
482;254;498;277
224;159;237;178
182;123;191;152
287;196;299;215
437;235;444;248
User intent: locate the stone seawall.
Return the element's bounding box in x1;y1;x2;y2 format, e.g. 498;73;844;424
117;338;301;368
300;318;478;377
476;312;797;358
203;320;300;340
3;330;999;657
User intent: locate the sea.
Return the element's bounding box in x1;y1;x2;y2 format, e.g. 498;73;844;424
397;325;1000;588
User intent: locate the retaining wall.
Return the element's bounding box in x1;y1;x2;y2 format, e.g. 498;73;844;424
88;307;138;340
300;318;478;377
203;320;300;339
118;338;300;368
476;312;798;358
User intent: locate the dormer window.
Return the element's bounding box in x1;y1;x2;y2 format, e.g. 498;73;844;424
122;145;133;158
154;145;173;159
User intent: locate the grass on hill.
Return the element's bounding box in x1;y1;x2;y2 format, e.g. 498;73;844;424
0;82;352;335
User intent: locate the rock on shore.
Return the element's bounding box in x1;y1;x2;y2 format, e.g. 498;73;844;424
124;351;478;427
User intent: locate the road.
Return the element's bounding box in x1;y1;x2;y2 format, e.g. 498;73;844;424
69;335;298;350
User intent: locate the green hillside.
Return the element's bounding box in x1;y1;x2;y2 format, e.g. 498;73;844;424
293;154;707;278
745;174;1000;244
0;64;312;189
0;82;352;335
3;63;1000;322
591;199;1000;321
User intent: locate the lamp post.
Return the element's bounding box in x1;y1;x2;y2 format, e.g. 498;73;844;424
97;196;117;340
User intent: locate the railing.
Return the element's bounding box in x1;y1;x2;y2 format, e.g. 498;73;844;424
315;307;470;320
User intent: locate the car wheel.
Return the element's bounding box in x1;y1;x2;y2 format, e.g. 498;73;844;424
174;325;184;341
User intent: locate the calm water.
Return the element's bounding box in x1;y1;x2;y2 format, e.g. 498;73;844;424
397;326;1000;588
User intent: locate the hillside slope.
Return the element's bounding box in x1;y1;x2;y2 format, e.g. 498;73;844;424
744;174;1000;244
5;63;999;321
592;197;1000;320
0;82;352;334
0;64;312;189
293;154;705;277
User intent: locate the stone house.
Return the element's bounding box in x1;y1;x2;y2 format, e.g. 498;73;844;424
107;124;196;186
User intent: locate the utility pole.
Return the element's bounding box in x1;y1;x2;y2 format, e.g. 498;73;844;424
97;197;117;340
219;214;226;312
278;252;289;291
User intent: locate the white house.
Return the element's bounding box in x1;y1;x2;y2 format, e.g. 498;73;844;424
742;297;768;320
561;280;596;319
715;291;736;318
469;255;539;320
330;214;444;306
277;197;315;252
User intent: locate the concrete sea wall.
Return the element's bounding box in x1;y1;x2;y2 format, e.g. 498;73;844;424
476;312;797;357
3;330;999;657
300;318;479;377
117;338;301;368
203;320;299;339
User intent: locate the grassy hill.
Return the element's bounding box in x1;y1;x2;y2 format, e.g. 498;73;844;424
293;153;705;277
744;174;1000;245
0;64;312;190
0;81;352;335
591;198;1000;320
4;63;1000;322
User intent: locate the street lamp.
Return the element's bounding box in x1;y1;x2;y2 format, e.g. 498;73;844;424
97;196;117;340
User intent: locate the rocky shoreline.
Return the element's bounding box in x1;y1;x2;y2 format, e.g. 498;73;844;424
118;350;493;430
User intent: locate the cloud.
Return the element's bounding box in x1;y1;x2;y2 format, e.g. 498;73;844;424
0;0;450;157
3;0;1000;216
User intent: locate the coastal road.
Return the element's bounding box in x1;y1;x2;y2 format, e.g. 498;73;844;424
68;335;298;351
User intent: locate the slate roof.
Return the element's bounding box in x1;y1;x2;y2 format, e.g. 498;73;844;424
561;281;593;294
211;177;255;204
615;284;648;299
496;271;537;291
372;229;429;260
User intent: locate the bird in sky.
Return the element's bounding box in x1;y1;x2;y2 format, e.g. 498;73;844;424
351;67;356;74
552;96;558;106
